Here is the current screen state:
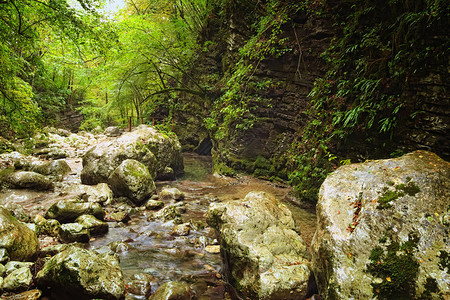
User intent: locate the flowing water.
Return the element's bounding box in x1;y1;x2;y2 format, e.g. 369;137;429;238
0;151;316;299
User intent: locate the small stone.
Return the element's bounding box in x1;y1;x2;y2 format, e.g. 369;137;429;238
145;200;164;210
75;214;108;236
2;267;33;292
159;187;185;201
105;211;130;223
204;245;220;254
58;223;90;243
5;261;34;276
171;223;190;236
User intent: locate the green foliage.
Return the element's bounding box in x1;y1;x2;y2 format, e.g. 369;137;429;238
286;0;449;203
0;0;113;137
206;0;301;144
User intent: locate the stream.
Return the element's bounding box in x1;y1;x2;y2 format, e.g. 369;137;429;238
0;148;316;299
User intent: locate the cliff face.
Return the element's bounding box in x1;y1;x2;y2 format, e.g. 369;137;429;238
175;0;449;188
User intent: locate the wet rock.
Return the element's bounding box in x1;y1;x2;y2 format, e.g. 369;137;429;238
171;223;190;236
145;200;164;210
39;243;84;257
127;273;157;297
58;223;90;243
153;205;182;224
75;214;108;236
105;211;130;223
29;159;71;180
0;248;9;263
207;191;311;299
36;245;125;300
4;262;33;275
0;263;5;276
4;171;53;190
2;267;33;292
107;159;156;204
3;203;30;223
0;207;39;261
104;126;123;137
108;241;135;254
34;215;61;237
204;245;220;254
81;125;183;185
46;199;105;223
0;289;42;300
311;151;450;299
149;281;193;300
66;183;113;204
159;187;185;201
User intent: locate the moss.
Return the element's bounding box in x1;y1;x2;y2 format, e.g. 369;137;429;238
367;234;420;299
377;179;421;209
123;164;147;179
438;251;449;274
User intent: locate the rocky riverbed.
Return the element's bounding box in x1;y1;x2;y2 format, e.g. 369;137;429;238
0;127;316;299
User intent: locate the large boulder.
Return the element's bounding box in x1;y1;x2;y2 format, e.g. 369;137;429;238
207;192;311;299
311;151;450;299
0;207;39;261
45;199;105;223
107;159;156;204
36;245;125;300
4;171;53;190
80;125;183;185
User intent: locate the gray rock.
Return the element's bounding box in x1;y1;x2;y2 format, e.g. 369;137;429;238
207;191;311;299
58;223;90;243
36;245;125;299
311;151;450;299
4;171;53;190
75;214;108;236
0;207;39;261
108;159;156;204
159;187;184;201
149;281;192;300
104;126;123;137
46;199;105;223
81;125;183;185
2;267;33;292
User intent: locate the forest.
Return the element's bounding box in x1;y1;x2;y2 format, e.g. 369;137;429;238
0;0;449;299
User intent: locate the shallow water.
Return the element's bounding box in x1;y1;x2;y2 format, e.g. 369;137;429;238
1;152;316;298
